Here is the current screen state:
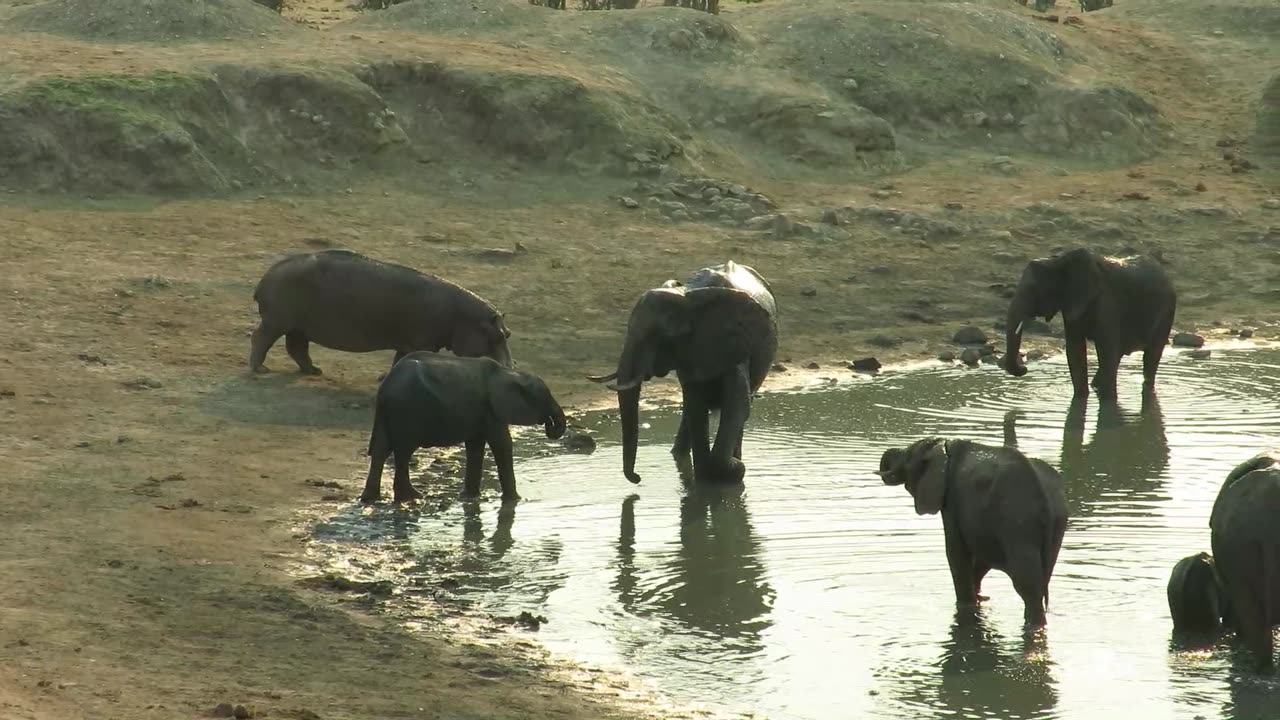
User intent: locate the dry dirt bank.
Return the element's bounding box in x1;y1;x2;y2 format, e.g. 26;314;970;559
1;0;1278;717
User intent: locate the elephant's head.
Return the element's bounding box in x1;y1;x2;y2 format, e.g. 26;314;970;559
1167;552;1227;633
454;311;514;369
877;437;949;515
588;284;771;484
489;368;566;440
1004;248;1101;377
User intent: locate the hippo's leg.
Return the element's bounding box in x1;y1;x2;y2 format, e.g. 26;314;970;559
249;322;284;373
285;332;322;375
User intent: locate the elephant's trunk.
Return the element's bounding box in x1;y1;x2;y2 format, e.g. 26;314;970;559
1004;297;1029;377
619;384;642;484
544;403;567;440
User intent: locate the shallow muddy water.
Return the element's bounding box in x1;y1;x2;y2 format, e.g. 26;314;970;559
313;346;1280;720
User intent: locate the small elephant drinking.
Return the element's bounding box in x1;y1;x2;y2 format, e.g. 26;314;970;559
1209;451;1280;668
250;249;513;375
1002;247;1176;401
878;438;1069;631
588;260;778;485
361;352;566;504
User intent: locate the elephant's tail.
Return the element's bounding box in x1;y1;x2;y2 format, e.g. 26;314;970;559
1041;518;1057;612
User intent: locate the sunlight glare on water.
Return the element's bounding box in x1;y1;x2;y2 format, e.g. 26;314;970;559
312;347;1280;720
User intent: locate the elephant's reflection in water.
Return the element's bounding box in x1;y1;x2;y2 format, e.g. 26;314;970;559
893;607;1059;720
614;482;775;649
1004;391;1170;517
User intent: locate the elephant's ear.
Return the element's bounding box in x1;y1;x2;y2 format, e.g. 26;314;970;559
488;370;545;426
910;440;949;516
679;287;775;382
1054;248;1102;323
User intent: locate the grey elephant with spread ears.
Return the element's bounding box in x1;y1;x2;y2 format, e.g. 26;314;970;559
588;261;778;485
1210;451;1280;668
250;249;513;375
1002;247;1176;401
361;352;566;505
878;438;1069;631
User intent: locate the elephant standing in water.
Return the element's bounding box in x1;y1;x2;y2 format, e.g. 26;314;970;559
1167;552;1227;635
878;438;1069;631
1209;452;1280;668
589;261;778;485
1002;248;1176;402
250;249;513;375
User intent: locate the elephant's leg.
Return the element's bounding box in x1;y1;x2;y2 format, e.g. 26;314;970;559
462;437;486;499
390;447;422;504
682;383;714;482
943;527;979;606
671;412;692;468
285;331;322;375
709;365;751;483
973;562;992;602
1143;311;1174;389
1092;343;1121;402
487;427;520;503
1228;578;1275;668
1064;331;1090;399
248;322;284;373
1007;548;1049;630
360;428;390;504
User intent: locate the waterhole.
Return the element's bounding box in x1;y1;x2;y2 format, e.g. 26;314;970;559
311;345;1280;719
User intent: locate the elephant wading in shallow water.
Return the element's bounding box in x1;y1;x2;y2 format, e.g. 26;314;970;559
250;249;513;375
1167;551;1228;636
1002;247;1176;401
1209;452;1280;668
588;261;778;485
362;352;566;505
878;438;1069;631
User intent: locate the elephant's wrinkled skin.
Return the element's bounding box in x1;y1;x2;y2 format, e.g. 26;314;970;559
1003;248;1176;401
878;438;1069;631
250;249;513;375
1210;452;1280;668
1167;552;1227;635
588;260;778;485
362;352;566;504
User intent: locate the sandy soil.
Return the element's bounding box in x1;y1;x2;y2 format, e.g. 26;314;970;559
0;0;1278;718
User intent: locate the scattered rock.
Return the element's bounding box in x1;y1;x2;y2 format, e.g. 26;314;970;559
304;479;342;490
1263;199;1280;210
960;348;983;366
771;363;788;373
1026;349;1046;361
561;431;596;454
1195;182;1207;192
233;706;255;720
937;350;956;362
618;196;639;209
1171;332;1205;348
121;377;162;390
944;202;964;210
805;362;820;370
1189;207;1229;217
847;357;882;373
1020;318;1054;336
842;78;859;90
211;704;236;718
952;326;989;345
1187;349;1212;360
870;189;892;200
820;209;841;225
1239;328;1255;339
75;440;90;448
800;287;818;297
76;352;106;365
1121;191;1150;201
501;611;549;630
